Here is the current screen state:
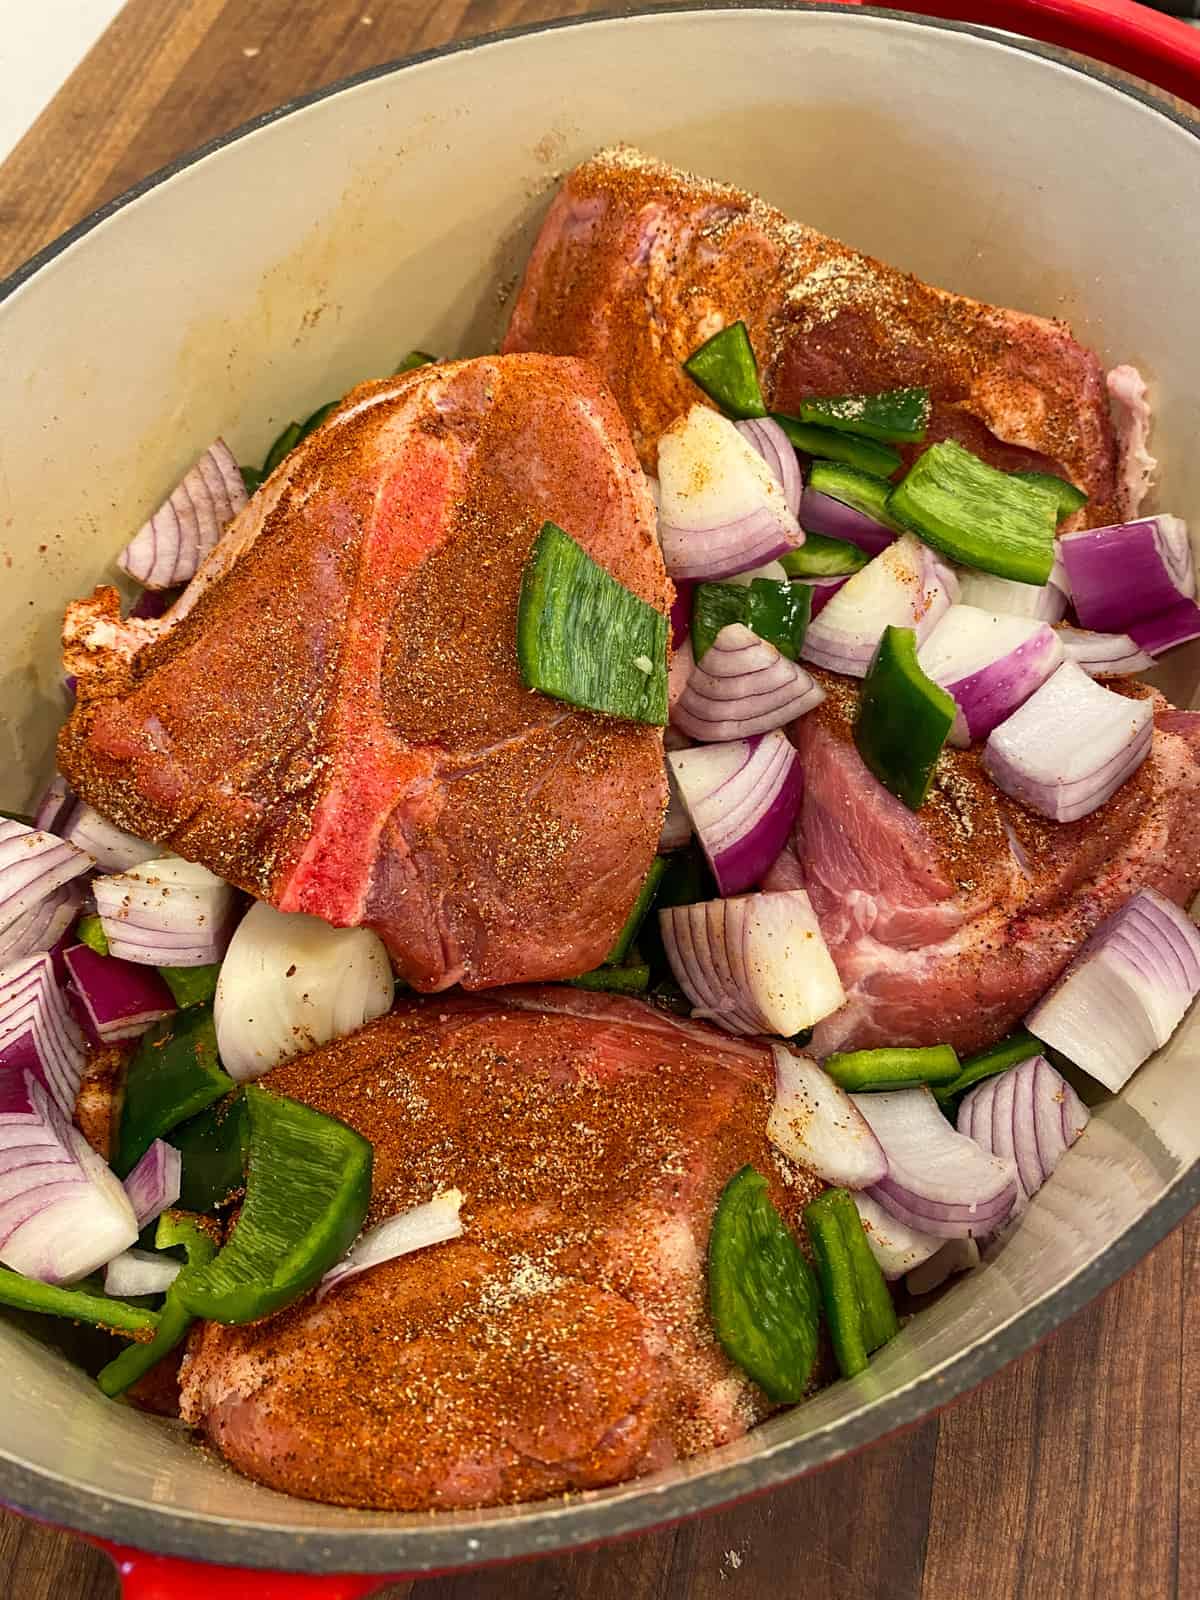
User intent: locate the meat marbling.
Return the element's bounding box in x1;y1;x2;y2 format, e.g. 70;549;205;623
57;355;669;991
505;147;1144;523
178;989;821;1511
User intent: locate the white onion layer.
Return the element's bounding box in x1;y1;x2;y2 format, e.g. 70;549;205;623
767;1045;887;1188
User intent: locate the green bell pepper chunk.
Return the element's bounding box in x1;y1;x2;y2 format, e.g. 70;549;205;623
96;1211;217;1398
934;1030;1044;1105
297;400;337;441
708;1165;821;1402
114;1008;234;1178
773;415;902;478
569;963;651;996
887;441;1058;585
172;1092;250;1213
793;386;931;445
606;858;667;965
395;349;437;374
261;420;304;478
76;913;109;956
1010;470;1088;523
804;1187;899;1378
173;1085;372;1325
157;963;220;1009
517;523;668;724
683;322;767;419
0;1265;159;1340
806;461;900;528
691;578;811;662
240;465;263;496
823;1044;961;1093
854;626;956;811
779;533;869;579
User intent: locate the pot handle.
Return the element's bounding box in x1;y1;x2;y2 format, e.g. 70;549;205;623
92;1538;398;1599
874;0;1200;103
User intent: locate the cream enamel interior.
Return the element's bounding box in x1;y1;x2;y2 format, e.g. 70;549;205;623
1;6;1198;1574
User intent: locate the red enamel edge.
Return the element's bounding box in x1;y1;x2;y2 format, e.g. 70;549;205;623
92;1538;394;1600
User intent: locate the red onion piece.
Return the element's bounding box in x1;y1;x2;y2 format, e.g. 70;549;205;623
94;857;238;968
122;1139;182;1230
767;1044;887;1187
318;1189;463;1300
668;730;802;895
104;1248;182;1298
659;889;845;1037
673;623;825;743
793;574;849;618
736;418;803;518
0;952;88;1119
798;487;895;556
60;803;160;873
905;1236;980;1295
0;820;94;971
853;1086;1019;1239
0;882;83;970
801;534;956;678
1060;514;1193;631
669;581;694;649
957;568;1068;623
32;773;74;835
918;604;1063;746
63;943;176;1043
0;1075;138;1283
118;438;248;590
1127;599;1200;657
1057;627;1155;677
853;1192;941;1281
983;661;1153;822
1026;888;1200;1092
657;406;803;581
958;1055;1089;1210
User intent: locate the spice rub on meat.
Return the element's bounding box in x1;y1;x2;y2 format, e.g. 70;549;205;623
178;989;822;1511
505;147;1136;524
57;355;670;991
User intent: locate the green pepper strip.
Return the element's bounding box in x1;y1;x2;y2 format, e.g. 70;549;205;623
691;578;811;662
1010;470;1088;523
114;1007;234;1177
97;1212;217;1398
780;533;869;579
773;415;902;478
682;322;767;420
854;626;956;812
823;1045;961;1093
804;1187;899;1379
606;858;667;965
708;1165;821;1402
261;420;304;478
0;1265;159;1341
395;349;437;374
934;1030;1044;1105
157;964;221;1009
569;963;651;996
240;465;263;496
76;913;109;957
795;386;931;445
172;1092;250;1214
806;461;900;528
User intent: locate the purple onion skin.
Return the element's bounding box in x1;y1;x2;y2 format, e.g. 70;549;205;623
946;630;1062;743
129;586;182;621
710;751;803;896
670;582;694;650
799;488;895;556
1062;519;1190;632
1128;598;1200;656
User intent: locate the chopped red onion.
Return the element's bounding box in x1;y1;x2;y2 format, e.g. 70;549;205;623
668;730;802;896
983;661;1153;822
1026;888;1200;1092
852;1192;941;1281
0;818;94;964
794;574;849;618
0;1075;138;1284
0;882;83;970
918;604;1063;746
122;1139;182;1229
1061;514;1194;631
669;581;694;649
32;774;74;835
318;1189;463;1300
736;418;803;518
0;952;88;1120
94;857;238;967
1057;627;1155;677
673;623;825;743
104;1248;182;1298
767;1044;887;1187
64;943;176;1043
853;1086;1019;1239
802;534;956;678
657;405;803;581
1128;599;1200;657
957;567;1068;623
118;438;248;590
659;889;845;1037
799;488;895;556
60;803;160;873
958;1055;1089;1209
905;1236;980;1295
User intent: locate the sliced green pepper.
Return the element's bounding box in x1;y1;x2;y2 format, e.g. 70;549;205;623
933;1029;1044;1105
261;420;304;478
606;858;667;965
1010;469;1088;524
854;625;955;811
779;533;870;579
691;578;811;662
395;349;437;374
172;1092;250;1213
173;1085;372;1325
0;1265;159;1341
76;913;109;956
569;963;651;995
807;460;900;528
157;964;221;1009
794;387;931;445
0;809;33;826
683;322;767;419
823;1044;961;1093
240;465;263;496
887;441;1057;585
297;399;337;441
639;844;715;980
804;1187;899;1378
773;415;902;478
114;1008;233;1178
517;522;668;725
708;1165;821;1402
97;1211;217;1398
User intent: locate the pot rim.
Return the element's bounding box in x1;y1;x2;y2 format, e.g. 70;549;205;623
1;2;1197;1574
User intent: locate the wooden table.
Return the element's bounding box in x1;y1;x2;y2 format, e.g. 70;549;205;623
0;2;1196;1595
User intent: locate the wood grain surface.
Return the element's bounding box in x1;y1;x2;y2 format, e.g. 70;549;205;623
0;3;1195;1596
